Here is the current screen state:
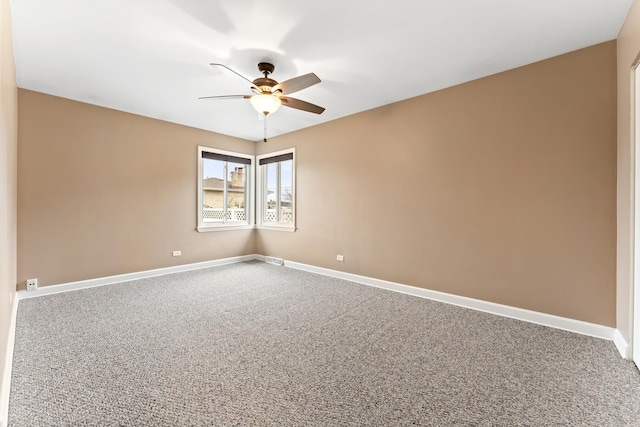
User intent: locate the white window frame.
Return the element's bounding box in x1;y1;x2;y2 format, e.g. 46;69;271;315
197;146;255;232
256;148;296;232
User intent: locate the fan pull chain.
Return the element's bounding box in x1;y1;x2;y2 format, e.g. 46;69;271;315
263;113;268;143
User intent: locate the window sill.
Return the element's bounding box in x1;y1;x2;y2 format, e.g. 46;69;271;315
197;224;255;233
256;224;296;233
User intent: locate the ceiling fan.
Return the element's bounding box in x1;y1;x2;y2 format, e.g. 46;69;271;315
199;62;325;141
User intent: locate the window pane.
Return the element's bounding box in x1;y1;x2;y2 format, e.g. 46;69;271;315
265;163;277;223
227;162;246;222
280;159;293;223
202;158;225;223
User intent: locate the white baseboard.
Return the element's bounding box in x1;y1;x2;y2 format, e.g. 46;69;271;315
0;292;18;427
283;260;616;341
11;253;620;350
614;329;631;359
17;254;261;300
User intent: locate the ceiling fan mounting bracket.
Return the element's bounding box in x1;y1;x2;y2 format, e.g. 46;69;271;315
257;62;275;77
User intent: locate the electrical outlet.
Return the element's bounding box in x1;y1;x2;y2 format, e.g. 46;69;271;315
337;255;344;261
172;250;181;257
26;278;38;291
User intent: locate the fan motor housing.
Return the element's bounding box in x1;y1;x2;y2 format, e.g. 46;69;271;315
252;77;278;93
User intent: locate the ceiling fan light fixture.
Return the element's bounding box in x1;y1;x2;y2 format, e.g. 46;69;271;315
250;94;281;115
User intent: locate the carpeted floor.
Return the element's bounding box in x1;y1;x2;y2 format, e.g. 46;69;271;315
8;261;640;426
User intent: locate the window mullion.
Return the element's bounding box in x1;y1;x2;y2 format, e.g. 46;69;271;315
276;162;281;222
245;167;250;223
223;162;228;223
263;166;268;223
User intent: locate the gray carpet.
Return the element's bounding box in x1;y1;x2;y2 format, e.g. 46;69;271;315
8;261;640;426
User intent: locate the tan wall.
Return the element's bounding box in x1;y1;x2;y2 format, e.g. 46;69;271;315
0;0;18;418
617;0;640;344
17;90;256;289
258;41;617;326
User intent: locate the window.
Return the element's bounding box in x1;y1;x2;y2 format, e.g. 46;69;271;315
257;149;296;231
197;147;254;231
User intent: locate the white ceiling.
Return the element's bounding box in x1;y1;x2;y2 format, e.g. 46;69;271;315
11;0;632;142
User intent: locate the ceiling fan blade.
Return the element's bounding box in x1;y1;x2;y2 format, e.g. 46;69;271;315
273;73;321;95
198;95;251;100
280;96;325;114
210;63;259;91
